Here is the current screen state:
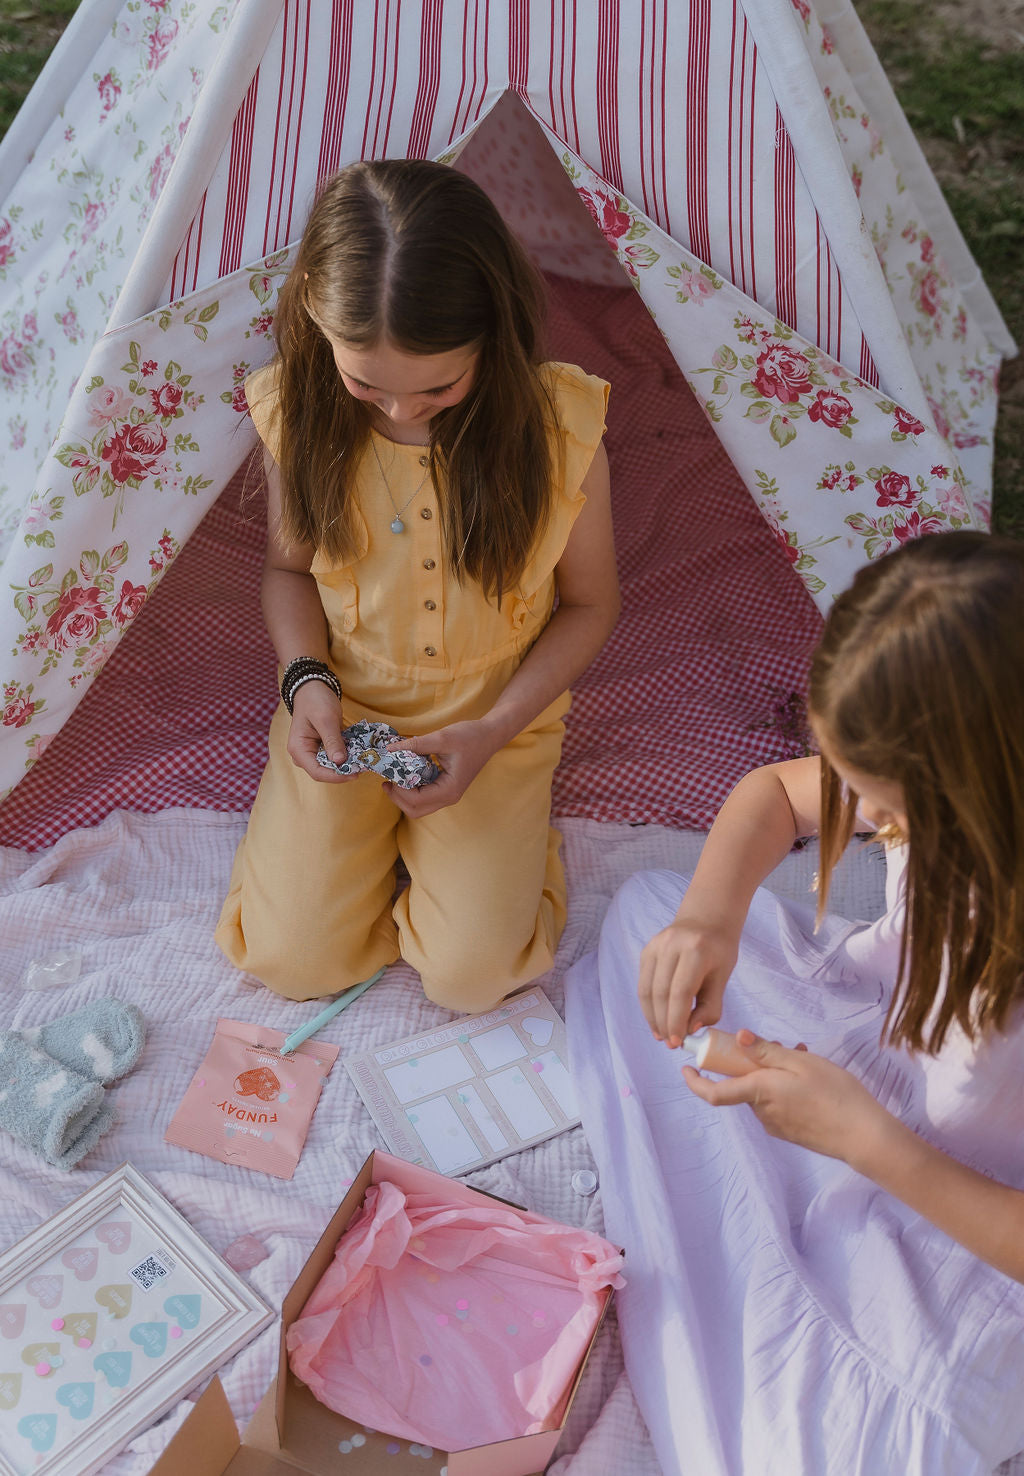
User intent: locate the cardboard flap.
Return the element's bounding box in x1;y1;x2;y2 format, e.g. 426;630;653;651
148;1376;240;1475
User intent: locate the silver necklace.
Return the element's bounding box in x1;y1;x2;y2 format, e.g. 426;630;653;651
370;436;431;534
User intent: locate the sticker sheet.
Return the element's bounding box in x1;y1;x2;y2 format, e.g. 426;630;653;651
0;1191;261;1475
343;991;580;1175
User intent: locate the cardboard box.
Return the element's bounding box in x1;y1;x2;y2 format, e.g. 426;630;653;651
149;1151;617;1476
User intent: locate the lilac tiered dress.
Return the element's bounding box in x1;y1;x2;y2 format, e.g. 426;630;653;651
565;848;1024;1476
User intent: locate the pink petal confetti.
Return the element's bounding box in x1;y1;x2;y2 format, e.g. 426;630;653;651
455;1299;469;1310
50;1319;64;1331
223;1234;268;1272
76;1337;92;1349
170;1327;182;1339
621;1085;633;1098
435;1314;448;1326
531;1061;544;1072
34;1362;50;1377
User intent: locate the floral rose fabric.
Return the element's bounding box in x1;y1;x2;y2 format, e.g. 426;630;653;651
557;132;984;602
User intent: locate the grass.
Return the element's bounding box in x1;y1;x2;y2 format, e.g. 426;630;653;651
0;1;79;137
0;1;1020;527
853;0;1024;534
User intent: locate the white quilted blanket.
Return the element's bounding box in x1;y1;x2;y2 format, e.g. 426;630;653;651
0;809;887;1475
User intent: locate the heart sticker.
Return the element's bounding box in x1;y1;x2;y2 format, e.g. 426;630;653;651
0;1305;26;1339
21;1343;59;1368
61;1313;97;1344
521;1017;553;1047
95;1285;132;1319
93;1352;132;1387
55;1381;95;1421
61;1247;98;1281
93;1350;132;1388
17;1412;57;1453
95;1222;132;1254
25;1275;63;1309
0;1373;22;1410
129;1322;167;1359
163;1294;201;1330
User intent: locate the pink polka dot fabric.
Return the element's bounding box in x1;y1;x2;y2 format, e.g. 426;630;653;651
0;274;820;849
286;1179;623;1450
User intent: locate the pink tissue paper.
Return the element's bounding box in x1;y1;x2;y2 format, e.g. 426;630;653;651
286;1178;624;1449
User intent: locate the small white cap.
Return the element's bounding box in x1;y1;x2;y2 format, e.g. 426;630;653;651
678;1027;710;1065
571;1169;598;1196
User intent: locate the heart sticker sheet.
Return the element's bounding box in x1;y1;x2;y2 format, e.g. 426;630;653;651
0;1208;219;1474
343;991;580;1175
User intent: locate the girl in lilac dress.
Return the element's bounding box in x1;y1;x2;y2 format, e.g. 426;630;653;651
567;531;1024;1475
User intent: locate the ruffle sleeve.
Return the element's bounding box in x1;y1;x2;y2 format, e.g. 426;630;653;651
514;360;610;607
243;360;282;462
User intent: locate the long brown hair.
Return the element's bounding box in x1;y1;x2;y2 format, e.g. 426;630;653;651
271;159;557;600
810;531;1024;1053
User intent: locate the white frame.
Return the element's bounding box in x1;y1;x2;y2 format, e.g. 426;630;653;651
0;1163;272;1476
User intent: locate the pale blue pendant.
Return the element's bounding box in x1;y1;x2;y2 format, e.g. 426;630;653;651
390;516;405;534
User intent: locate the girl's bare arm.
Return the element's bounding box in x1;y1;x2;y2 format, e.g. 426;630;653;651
389;441;620;818
639;755;822;1042
259;451;351;775
476;439;621;749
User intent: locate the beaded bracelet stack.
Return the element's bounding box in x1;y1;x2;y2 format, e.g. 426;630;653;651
280;656;343;714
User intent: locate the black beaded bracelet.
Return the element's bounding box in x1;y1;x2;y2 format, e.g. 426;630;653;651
280;656;342;715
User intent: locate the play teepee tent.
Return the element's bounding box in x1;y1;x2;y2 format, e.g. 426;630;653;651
0;0;1013;843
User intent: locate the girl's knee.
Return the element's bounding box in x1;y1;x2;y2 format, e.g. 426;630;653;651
419;965;509;1016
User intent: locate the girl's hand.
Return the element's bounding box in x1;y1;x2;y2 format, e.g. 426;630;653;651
683;1030;890;1165
638;917;739;1045
286;682;357;782
383;721;498;818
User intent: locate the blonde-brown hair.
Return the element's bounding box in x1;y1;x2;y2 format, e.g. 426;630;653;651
810;531;1024;1053
271;158;557;600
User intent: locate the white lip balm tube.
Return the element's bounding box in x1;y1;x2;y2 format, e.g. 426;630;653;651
678;1026;760;1077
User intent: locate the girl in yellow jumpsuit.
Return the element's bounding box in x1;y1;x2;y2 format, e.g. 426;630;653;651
216;159;619;1010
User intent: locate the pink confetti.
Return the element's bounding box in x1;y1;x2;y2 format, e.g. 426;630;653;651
621;1085;633;1098
455;1298;469;1310
531;1061;544;1072
223;1234;268;1272
34;1362;50;1377
50;1318;64;1331
76;1337;92;1349
435;1314;448;1326
170;1327;182;1339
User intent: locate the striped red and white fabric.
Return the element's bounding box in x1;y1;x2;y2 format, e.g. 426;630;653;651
165;0;871;372
0;273;819;850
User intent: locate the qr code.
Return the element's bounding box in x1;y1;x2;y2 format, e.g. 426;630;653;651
129;1253;171;1290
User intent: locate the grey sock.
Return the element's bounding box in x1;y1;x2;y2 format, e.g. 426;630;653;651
21;999;145;1085
0;1033;115;1170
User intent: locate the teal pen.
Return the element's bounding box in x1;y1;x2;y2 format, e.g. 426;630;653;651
279;967;386;1055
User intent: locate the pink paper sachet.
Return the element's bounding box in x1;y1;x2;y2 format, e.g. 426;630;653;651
286;1179;624;1449
165;1018;340;1179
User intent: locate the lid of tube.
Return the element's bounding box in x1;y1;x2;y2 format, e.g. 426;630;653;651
571;1169;598;1196
678;1027;710;1065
